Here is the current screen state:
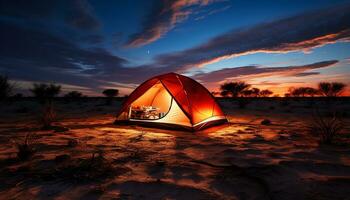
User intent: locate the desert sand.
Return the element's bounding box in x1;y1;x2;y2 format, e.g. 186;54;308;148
0;98;349;200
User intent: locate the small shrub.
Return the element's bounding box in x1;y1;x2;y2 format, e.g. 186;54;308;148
261;119;271;125
52;150;115;182
39;103;56;129
64;91;83;103
11;133;38;161
67;138;79;147
30;83;61;104
102;89;119;105
0;75;14;100
309;111;344;144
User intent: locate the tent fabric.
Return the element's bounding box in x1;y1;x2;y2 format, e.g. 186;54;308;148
116;72;227;130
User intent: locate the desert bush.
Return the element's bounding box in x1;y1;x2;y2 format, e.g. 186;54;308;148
261;119;271;125
30;83;63;129
251;88;261;97
220;81;251;108
260;89;273;97
102;89;119;105
309;111;344;144
50;150;116;182
38;103;56;129
64;91;83;103
318;82;346;97
11;133;38;161
0;75;14;100
67;138;79;147
30;83;61;104
64;91;83;98
288;87;319;97
220;81;250;98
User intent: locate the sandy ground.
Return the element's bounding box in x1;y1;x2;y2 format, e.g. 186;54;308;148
0;98;350;200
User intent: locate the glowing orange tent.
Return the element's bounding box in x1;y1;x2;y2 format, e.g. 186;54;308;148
115;72;227;131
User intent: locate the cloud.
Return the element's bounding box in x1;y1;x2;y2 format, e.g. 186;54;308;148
1;2;349;96
194;4;231;20
294;72;320;77
193;60;339;83
153;3;350;71
0;0;101;31
0;19;173;95
0;20;125;94
124;0;220;48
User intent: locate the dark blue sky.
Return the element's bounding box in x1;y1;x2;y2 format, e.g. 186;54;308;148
1;0;350;96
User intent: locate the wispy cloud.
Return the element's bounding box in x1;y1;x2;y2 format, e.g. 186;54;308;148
0;20;124;94
193;60;339;83
194;4;231;20
1;2;350;96
124;0;222;48
154;3;350;71
194;60;345;95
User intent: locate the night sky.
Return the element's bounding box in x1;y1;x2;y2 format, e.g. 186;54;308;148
1;0;350;96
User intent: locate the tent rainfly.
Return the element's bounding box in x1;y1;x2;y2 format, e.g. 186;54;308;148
115;72;227;131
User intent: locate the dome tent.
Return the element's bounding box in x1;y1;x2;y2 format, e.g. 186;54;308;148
115;73;227;131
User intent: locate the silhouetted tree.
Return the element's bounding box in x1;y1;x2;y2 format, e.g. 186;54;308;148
318;82;346;97
220;81;250;97
64;91;83;99
290;87;318;97
284;93;291;98
290;87;305;97
220;81;251;108
242;89;253;97
251;88;260;97
103;89;119;105
220;90;229;97
30;83;61;129
30;83;61;103
305;87;319;97
242;88;260;97
260;89;273;97
64;91;83;103
0;75;13;100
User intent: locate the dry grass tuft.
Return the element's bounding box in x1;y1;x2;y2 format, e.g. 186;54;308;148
11;133;38;161
261;119;271;125
67;138;79;147
309;111;345;144
39;103;56;129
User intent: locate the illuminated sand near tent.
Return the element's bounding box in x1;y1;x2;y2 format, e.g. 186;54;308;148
0;99;350;199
